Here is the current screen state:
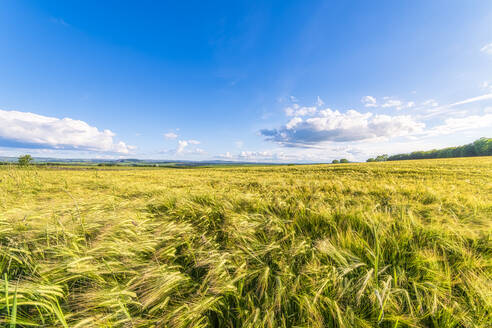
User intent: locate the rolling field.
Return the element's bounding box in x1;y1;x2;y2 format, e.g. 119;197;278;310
0;158;491;327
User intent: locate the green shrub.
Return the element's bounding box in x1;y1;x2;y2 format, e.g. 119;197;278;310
18;154;33;166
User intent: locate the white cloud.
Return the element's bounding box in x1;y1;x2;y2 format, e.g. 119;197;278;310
285;104;317;117
236;149;326;162
426;114;492;136
264;93;492;155
285;97;325;116
258;92;492;161
176;139;201;154
0;109;134;153
362;96;413;110
285;117;303;129
381;98;414;110
421;99;439;107
238;150;279;160
481;81;492;92
480;43;492;55
261;107;424;146
164;132;178;139
361;96;377;107
218;151;233;159
423;93;492;117
214;144;368;163
381;99;402;108
176;140;188;153
448;93;492;107
235;140;244;148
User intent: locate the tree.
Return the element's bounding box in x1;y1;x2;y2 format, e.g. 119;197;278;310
332;159;339;164
473;137;492;156
366;158;375;162
18;154;33;166
340;158;349;163
375;154;388;162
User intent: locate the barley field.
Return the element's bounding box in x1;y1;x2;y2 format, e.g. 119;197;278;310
0;158;491;327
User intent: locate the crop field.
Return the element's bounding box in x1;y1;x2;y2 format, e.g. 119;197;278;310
0;157;491;327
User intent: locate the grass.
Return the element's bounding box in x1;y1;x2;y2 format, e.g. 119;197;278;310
0;157;491;327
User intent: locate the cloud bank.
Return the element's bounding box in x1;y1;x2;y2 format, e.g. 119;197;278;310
0;109;134;153
261;108;424;146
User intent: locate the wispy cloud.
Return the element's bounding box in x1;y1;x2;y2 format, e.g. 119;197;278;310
381;98;415;110
481;81;492;92
217;151;233;159
0;109;134;153
217;150;281;161
176;139;201;154
215;145;365;163
362;96;414;110
285;104;317;117
164;131;178;139
426;113;492;136
448;93;492;107
480;43;492;55
50;17;69;26
422;93;492;118
361;96;377;107
421;99;439;107
285;96;326;116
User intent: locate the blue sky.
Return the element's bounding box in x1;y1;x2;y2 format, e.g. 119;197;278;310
1;0;491;162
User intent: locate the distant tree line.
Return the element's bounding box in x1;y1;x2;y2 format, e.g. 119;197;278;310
367;137;492;162
366;154;388;162
332;158;349;164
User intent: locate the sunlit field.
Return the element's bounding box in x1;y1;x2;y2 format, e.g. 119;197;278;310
1;158;491;327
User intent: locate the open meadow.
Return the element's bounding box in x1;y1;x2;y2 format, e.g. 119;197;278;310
0;158;491;327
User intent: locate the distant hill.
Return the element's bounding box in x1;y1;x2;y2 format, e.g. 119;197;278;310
0;156;283;167
368;137;492;162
